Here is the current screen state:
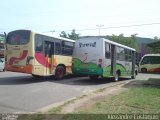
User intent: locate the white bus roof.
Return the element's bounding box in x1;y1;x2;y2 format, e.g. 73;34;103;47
143;54;160;57
78;37;136;51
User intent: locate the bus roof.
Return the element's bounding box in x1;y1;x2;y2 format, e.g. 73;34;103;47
143;54;160;57
8;29;75;43
32;30;75;42
78;37;136;51
32;30;76;42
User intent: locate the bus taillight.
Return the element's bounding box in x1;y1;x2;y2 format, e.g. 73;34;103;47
98;59;102;67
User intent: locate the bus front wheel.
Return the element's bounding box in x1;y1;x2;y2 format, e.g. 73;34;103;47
32;74;43;79
141;68;147;73
55;66;65;80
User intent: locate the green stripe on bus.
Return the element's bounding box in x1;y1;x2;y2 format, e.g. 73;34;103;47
72;58;103;75
105;63;127;77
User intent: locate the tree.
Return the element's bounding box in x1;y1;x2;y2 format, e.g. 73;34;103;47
154;36;160;41
106;33;139;52
68;29;79;40
130;33;139;52
59;29;79;40
59;31;68;38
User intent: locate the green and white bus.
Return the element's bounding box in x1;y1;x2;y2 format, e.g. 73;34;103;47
139;54;160;73
72;37;137;81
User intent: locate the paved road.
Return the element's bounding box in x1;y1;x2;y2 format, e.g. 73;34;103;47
0;72;159;113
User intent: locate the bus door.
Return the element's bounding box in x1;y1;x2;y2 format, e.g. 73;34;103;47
125;49;132;75
104;42;112;77
110;44;116;76
34;34;44;75
131;51;136;75
44;41;54;75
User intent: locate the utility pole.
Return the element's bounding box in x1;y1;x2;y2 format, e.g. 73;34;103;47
50;30;55;35
96;25;104;37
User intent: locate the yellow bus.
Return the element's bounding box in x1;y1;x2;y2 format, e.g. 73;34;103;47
6;30;75;79
139;54;160;73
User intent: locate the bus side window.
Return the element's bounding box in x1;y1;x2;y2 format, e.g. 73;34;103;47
50;43;54;56
35;34;43;52
116;47;125;61
125;49;132;62
45;42;53;57
55;42;61;55
154;56;160;64
105;43;111;59
62;41;74;56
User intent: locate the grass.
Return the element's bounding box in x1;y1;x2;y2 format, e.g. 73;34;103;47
19;79;160;120
76;87;160;114
61;78;160;120
18;114;46;120
47;98;77;113
48;95;87;113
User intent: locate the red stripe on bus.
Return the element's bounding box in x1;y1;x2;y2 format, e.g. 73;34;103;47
150;68;160;73
35;52;51;68
9;50;28;65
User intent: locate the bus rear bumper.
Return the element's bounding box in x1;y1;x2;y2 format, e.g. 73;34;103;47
6;64;33;74
72;68;103;76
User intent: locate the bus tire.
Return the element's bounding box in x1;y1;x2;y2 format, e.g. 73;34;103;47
89;75;98;80
135;70;138;75
131;72;136;79
55;66;65;80
141;68;147;73
113;72;119;82
32;74;43;79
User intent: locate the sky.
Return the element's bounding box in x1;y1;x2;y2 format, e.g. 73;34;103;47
0;0;160;38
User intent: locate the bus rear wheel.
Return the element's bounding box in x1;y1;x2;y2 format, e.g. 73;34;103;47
131;72;136;79
113;72;120;82
89;75;99;80
55;66;65;80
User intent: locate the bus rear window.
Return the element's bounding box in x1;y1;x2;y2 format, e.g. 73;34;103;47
0;44;4;49
7;30;30;45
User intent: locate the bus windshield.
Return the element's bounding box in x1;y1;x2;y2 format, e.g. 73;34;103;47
7;30;30;45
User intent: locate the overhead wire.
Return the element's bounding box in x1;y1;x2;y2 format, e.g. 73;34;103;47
47;22;160;33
